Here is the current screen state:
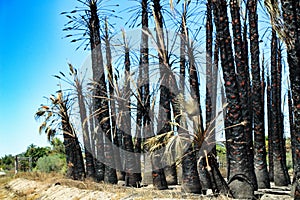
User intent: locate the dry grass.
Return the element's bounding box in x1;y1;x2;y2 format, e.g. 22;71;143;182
0;172;233;199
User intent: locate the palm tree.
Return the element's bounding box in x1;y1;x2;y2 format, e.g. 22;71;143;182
267;73;274;182
119;31;141;187
270;30;290;186
136;0;150;186
212;1;255;198
280;0;300;195
35;91;85;180
151;0;170;189
54;64;96;179
248;0;270;188
62;0;120;184
229;0;257;190
265;0;300;195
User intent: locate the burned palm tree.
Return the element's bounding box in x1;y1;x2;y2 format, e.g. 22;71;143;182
266;73;274;182
151;0;170;189
269;29;290;186
62;0;119;184
248;0;270;189
35;91;85;180
278;1;300;194
54;64;96;179
265;0;300;195
117;31;142;187
136;0;151;186
212;1;255;198
229;0;257;190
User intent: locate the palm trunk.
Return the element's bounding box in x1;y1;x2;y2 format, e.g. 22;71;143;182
151;0;174;190
229;0;257;190
200;0;216;193
280;0;300;196
77;79;96;179
212;1;255;198
103;19;119;183
88;1;115;183
248;0;270;189
288;89;296;171
270;29;290;186
121;36;140;187
61;97;85;180
134;0;150;186
179;6;201;193
267;74;274;182
181;144;201;194
277;46;291;184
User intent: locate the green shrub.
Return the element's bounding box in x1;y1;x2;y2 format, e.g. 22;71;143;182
35;153;66;173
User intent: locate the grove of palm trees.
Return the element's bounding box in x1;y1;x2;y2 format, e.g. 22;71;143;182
33;0;300;199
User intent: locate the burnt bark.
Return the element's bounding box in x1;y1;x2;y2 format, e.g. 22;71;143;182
280;0;300;197
270;30;290;186
88;1;116;184
248;0;270;189
182;144;202;194
61;97;85;180
229;0;257;190
212;1;255;198
77;78;96;179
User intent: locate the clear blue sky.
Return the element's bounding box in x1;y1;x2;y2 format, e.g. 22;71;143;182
0;0;135;157
0;0;92;157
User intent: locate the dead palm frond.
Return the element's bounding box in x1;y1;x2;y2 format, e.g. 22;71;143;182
264;0;292;48
144;96;247;167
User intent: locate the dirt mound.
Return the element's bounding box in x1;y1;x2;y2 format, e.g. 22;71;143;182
1;177;294;200
5;178;116;200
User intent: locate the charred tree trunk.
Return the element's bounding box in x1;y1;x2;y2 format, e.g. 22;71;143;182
229;0;257;190
280;0;300;197
267;75;274;182
212;1;255;198
181;144;202;194
135;0;150;186
121;35;140;187
60;96;85;180
200;0;214;193
270;30;290;186
248;0;270;189
76;77;96;179
103;19;120;183
88;1;115;183
152;0;169;190
277;46;291;184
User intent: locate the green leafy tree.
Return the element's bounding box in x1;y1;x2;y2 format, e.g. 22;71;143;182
24;144;51;168
50;137;65;155
36;154;66;173
0;154;14;170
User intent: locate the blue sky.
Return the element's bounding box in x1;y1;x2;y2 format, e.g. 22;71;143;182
0;1;93;157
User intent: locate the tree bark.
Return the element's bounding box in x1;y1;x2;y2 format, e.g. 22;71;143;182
88;1;116;184
280;0;300;196
270;29;290;186
212;1;255;198
248;0;270;189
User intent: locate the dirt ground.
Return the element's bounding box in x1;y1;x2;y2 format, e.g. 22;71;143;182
0;173;294;200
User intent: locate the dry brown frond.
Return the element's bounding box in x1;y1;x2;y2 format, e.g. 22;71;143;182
264;0;293;48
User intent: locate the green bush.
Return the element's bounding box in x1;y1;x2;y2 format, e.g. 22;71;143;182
35;154;66;173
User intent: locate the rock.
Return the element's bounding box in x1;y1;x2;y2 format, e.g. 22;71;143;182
260;194;293;200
